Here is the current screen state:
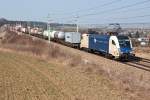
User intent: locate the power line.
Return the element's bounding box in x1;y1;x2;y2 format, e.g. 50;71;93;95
95;5;150;20
66;14;150;25
112;14;150;20
69;0;121;14
77;14;150;24
50;0;122;20
53;0;150;22
52;0;121;15
79;0;150;18
107;5;150;15
62;5;150;24
50;0;150;24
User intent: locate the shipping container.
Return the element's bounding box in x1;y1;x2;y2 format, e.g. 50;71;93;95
65;32;81;44
80;34;89;49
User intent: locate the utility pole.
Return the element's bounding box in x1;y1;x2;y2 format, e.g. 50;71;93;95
27;21;31;35
47;14;53;44
74;16;79;33
48;23;51;44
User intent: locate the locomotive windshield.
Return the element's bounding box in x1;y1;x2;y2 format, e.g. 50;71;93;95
117;36;131;48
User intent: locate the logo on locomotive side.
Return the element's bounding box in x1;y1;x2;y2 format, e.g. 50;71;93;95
94;38;97;43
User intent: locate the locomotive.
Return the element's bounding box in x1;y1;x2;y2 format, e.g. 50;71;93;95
81;34;134;59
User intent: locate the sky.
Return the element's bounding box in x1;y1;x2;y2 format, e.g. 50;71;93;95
0;0;150;24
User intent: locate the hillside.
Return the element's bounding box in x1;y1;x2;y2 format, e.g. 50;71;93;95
0;50;130;100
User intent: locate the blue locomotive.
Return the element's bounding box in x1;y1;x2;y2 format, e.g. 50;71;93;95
80;34;134;59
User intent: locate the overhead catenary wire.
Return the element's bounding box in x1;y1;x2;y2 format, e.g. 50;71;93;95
49;0;150;24
106;5;150;15
80;5;150;21
77;14;150;25
63;6;150;24
52;0;150;20
50;0;123;20
51;0;121;16
78;0;150;18
112;14;150;20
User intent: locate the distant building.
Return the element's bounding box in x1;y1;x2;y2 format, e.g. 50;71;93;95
138;37;149;46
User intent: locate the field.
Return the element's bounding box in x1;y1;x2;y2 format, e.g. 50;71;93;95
134;47;150;59
0;49;131;100
0;30;150;100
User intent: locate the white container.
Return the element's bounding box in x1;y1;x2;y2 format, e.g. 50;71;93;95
54;31;65;39
43;30;49;37
21;28;26;33
65;32;81;43
50;31;57;38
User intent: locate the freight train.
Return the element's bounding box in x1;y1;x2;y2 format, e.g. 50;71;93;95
8;24;135;59
42;30;134;59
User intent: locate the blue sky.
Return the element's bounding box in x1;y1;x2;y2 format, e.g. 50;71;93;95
0;0;150;24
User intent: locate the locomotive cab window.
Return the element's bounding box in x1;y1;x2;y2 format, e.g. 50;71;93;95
112;40;116;45
117;36;131;48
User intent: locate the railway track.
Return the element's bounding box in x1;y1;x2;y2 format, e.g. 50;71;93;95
122;57;150;72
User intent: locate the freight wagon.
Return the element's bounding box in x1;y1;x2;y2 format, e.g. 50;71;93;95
43;30;81;47
65;32;81;47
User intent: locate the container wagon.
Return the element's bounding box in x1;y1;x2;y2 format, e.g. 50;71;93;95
65;32;81;47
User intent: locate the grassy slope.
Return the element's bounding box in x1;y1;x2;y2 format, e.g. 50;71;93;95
0;50;129;100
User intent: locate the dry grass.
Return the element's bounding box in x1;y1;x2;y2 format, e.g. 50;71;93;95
134;47;150;53
1;31;150;99
0;30;132;100
0;50;130;100
1;31;83;67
